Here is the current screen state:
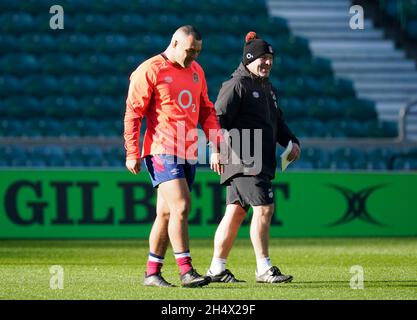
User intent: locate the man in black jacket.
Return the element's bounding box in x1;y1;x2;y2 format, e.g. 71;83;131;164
206;32;301;284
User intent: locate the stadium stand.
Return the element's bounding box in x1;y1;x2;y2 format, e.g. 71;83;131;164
0;0;416;170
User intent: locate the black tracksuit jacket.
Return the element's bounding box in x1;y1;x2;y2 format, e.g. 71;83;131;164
215;63;300;184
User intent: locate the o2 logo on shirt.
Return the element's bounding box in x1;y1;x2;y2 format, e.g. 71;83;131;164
178;89;196;112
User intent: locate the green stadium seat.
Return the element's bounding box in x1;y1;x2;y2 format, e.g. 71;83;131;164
22;75;59;97
77;54;114;74
0;76;20;97
184;14;220;34
57;34;93;53
1;54;39;75
41;96;81;119
1;13;35;34
273;36;310;58
0;34;18;53
278;97;304;121
306;97;343;121
341;98;377;121
60;76;97;95
93;34;128;53
79;96;115;119
300;57;333;78
321;77;355;99
0;119;25;137
273;56;300;77
325;121;348;138
40;54;77;75
147;14;182;34
37;118;64;136
73;14;110;33
19;33;56;54
113;54;145;73
4;96;41;118
130;34;166;55
97;76;128;95
110;14;147;34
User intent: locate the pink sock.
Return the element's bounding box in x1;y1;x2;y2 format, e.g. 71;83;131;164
174;252;193;275
146;253;164;276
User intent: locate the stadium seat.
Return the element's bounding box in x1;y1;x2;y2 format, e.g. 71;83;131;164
321;77;355;99
77;54;114;74
73;14;110;33
1;54;39;75
96;76;129;95
40;54;77;75
146;14;182;34
19;33;56;54
0;34;18;53
130;34;166;55
341;98;378;122
1;13;35;34
41;96;81;119
0;76;20;97
305;98;343;121
0;119;25;137
300;57;333;78
60;76;97;95
93;34;129;53
57;34;94;53
4;96;41;118
110;14;147;34
22;75;60;97
278;97;304;121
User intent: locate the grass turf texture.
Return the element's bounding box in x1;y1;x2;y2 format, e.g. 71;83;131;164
0;238;416;300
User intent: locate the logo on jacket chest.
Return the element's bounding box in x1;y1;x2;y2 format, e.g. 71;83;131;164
252;91;260;98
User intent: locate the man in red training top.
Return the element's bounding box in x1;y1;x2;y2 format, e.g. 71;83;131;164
124;25;223;288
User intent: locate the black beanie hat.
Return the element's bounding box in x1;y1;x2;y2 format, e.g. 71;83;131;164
242;31;274;65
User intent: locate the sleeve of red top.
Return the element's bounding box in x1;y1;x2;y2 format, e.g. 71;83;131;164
198;71;224;150
123;63;155;160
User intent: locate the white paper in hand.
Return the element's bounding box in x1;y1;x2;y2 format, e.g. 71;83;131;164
280;140;293;172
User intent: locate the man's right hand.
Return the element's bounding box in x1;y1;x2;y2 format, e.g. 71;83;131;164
126;159;141;175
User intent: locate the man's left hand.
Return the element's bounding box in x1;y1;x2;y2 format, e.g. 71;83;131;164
287;143;301;162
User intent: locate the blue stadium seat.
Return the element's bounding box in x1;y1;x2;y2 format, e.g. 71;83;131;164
96;76;128;95
0;34;18;53
110;14;147;34
0;76;20;97
278;97;304;121
19;33;56;54
4;96;41;118
60;76;97;95
341;98;377;121
0;119;25;137
1;54;39;75
40;54;77;75
113;54;146;73
22;75;59;97
73;14;110;33
41;96;81;119
77;54;114;74
93;34;129;53
306;98;343;121
57;34;93;53
2;13;35;34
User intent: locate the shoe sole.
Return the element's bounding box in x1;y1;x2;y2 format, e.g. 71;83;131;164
144;283;176;288
256;276;293;284
182;277;211;288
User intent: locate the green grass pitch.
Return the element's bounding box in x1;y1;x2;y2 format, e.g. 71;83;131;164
0;238;416;300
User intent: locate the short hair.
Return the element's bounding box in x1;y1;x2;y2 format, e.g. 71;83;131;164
177;25;202;41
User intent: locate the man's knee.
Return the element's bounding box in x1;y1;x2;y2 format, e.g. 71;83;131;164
171;199;191;220
253;205;274;219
